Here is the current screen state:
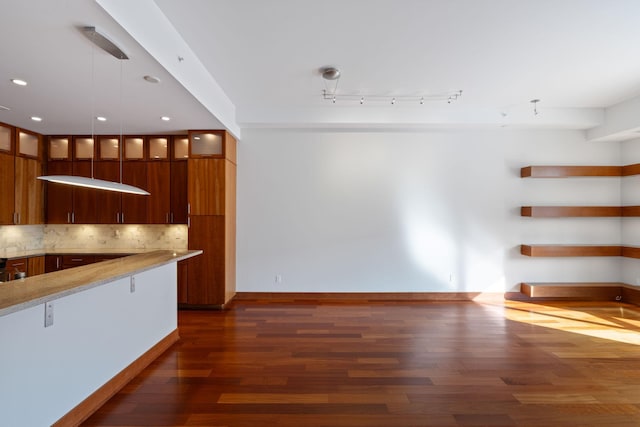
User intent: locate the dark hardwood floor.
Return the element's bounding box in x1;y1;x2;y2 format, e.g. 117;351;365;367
83;299;640;426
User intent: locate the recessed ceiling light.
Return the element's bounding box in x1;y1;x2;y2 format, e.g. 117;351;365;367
11;79;27;86
161;116;170;121
96;116;107;122
144;75;161;83
30;116;42;122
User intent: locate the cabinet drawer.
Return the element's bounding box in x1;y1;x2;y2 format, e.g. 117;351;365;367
62;255;96;269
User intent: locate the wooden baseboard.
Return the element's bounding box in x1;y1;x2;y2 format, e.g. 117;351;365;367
233;292;502;302
52;329;179;427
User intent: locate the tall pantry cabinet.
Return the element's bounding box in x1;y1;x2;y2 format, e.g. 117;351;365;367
182;130;237;308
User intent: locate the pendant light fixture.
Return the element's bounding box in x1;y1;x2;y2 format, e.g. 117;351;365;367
38;26;149;196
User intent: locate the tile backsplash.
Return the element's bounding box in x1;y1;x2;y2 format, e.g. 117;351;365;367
0;225;45;253
44;224;188;250
0;224;187;253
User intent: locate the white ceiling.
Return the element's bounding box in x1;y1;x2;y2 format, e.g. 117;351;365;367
3;0;640;136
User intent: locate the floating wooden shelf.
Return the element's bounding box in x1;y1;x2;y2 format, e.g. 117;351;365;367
521;206;621;217
521;165;621;178
521;244;621;257
521;163;640;178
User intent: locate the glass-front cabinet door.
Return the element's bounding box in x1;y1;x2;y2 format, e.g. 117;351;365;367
189;131;223;158
73;137;95;160
48;136;71;161
17;129;41;159
148;137;169;160
0;123;13;154
124;136;145;160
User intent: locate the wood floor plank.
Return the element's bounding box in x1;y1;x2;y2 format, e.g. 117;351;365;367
82;300;640;427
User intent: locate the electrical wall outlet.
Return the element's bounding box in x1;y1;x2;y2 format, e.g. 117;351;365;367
44;301;54;328
275;274;282;283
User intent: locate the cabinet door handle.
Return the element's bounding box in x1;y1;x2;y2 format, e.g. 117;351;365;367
121;212;124;223
166;213;169;224
116;213;120;223
187;216;190;228
170;212;174;223
12;262;25;266
72;212;75;223
56;257;60;269
67;212;71;223
71;258;83;262
187;203;191;214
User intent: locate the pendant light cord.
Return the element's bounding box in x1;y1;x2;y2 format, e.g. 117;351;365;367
119;59;123;184
90;37;96;179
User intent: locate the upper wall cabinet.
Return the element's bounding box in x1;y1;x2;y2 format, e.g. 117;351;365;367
124;136;146;160
98;136;120;160
173;136;189;160
73;136;95;160
0;122;14;154
48;136;71;161
148;137;168;160
17;129;42;160
189;130;224;158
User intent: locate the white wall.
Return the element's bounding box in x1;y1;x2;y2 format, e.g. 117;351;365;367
237;128;621;293
621;138;640;286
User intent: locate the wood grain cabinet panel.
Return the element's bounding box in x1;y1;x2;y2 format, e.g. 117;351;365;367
0;153;15;225
27;256;45;277
170;160;188;224
45;255;64;273
188;159;225;215
45;161;74;224
187;215;226;305
146;161;171;224
121;162;148;224
14;156;44;224
72;161;97;224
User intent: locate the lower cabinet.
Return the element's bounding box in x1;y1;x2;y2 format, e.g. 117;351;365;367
27;256;45;277
6;258;27;281
184;215;236;307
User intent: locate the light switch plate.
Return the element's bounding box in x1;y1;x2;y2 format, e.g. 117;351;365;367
130;276;135;293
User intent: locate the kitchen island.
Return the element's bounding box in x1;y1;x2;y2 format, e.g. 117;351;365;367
0;249;201;426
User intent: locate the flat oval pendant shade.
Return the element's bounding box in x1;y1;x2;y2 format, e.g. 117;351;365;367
37;175;150;195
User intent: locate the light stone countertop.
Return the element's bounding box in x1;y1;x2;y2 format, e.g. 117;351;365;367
0;249;202;317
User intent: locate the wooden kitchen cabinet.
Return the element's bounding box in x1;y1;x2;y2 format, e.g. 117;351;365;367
187;159;225;215
0;122;13;154
62;255;96;269
94;162;148;224
45;255;64;273
27;256;45;277
0;153;15;225
121;162;148;224
45;161;73;224
170;160;188;224
14;156;44;224
147;161;171;224
187;215;226;305
184;131;236;308
71;161;97;223
5;258;27;281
